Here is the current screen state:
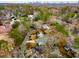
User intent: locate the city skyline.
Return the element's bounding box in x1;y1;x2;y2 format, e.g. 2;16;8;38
0;0;79;3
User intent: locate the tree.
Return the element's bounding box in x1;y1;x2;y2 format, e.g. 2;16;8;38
9;28;24;46
0;40;8;49
53;22;68;36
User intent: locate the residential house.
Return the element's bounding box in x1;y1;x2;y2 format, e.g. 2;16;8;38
0;23;12;34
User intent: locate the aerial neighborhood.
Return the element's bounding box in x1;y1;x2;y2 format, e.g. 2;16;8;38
0;3;79;58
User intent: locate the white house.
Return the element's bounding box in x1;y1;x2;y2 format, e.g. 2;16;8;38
42;24;50;30
27;11;39;23
27;15;34;23
37;32;44;38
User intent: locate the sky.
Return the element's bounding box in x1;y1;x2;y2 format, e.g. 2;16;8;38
0;0;79;3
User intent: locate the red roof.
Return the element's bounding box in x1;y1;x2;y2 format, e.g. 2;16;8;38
0;24;12;34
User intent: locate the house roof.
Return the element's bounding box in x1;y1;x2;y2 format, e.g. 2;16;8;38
0;24;12;34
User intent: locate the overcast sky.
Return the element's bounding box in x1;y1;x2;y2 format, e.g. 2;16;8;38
0;0;79;3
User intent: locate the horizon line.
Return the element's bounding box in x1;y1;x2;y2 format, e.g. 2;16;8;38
0;1;79;3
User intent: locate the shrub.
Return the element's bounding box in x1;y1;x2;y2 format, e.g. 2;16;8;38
53;22;68;36
64;13;76;20
0;5;5;10
34;7;51;21
22;20;31;31
12;21;20;28
73;36;79;49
